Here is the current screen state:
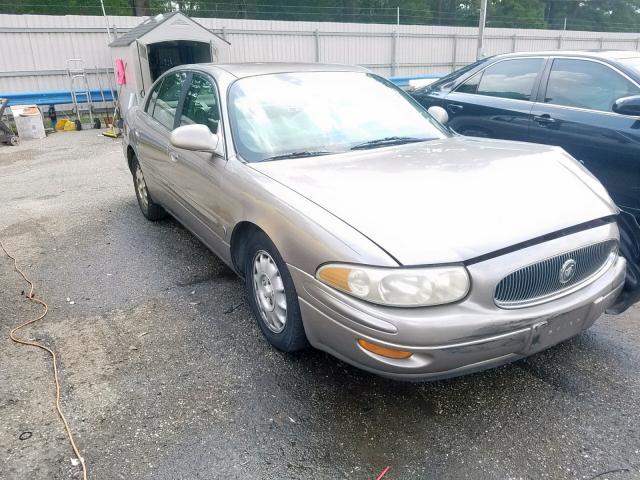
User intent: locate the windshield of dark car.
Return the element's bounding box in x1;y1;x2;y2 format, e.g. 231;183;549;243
619;56;640;78
416;57;491;94
228;71;450;163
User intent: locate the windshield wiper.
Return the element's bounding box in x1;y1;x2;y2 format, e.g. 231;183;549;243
350;136;432;150
261;151;334;161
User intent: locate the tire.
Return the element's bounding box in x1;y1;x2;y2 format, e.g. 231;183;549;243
9;136;19;146
131;157;167;221
244;231;309;352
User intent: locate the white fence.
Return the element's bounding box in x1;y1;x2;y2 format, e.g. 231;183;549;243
1;13;640;94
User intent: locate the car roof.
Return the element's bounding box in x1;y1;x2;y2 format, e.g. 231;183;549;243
195;62;369;78
494;50;640;61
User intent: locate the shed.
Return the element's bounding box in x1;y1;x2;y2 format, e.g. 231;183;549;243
109;12;230;114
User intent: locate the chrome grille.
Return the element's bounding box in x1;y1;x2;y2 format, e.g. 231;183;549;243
494;240;618;308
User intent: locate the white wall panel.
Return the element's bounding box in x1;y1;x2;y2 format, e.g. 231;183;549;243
0;13;639;93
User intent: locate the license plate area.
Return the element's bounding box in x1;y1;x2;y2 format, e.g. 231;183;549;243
527;304;592;354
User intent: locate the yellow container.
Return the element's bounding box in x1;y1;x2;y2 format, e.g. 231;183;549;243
55;119;68;130
63;120;76;131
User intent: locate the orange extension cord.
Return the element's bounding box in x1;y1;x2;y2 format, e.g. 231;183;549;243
1;239;88;480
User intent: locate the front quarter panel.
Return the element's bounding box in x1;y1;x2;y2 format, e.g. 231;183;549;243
223;158;399;276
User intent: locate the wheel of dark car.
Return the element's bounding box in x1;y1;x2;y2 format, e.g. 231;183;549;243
9;136;19;146
132;158;166;221
244;231;309;352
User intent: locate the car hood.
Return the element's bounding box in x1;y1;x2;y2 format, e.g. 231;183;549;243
250;136;617;265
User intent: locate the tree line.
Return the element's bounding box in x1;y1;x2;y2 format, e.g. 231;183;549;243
5;0;640;32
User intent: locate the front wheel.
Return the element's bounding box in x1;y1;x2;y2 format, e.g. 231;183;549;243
244;232;309;352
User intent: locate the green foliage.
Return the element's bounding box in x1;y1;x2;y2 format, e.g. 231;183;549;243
3;0;640;32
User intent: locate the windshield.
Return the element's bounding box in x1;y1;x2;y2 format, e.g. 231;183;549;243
418;57;491;93
619;57;640;78
228;71;449;162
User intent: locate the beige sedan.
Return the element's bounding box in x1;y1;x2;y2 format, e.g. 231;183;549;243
122;63;625;380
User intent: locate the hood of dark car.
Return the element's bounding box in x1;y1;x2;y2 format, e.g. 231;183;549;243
250;136;617;265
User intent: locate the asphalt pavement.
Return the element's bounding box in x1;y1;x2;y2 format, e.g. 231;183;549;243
1;130;639;479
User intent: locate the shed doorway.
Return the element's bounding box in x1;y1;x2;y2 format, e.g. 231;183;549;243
147;40;213;82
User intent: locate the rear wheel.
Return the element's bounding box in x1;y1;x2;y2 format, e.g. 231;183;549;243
132;158;166;221
244;232;309;352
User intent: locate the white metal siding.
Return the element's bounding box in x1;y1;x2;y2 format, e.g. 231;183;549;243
1;13;639;93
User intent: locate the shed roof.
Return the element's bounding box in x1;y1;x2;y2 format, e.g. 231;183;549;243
109;11;228;47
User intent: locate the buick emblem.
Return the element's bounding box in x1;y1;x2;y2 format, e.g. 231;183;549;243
559;259;577;284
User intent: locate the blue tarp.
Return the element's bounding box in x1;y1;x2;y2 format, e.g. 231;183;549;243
0;89;114;107
388;74;442;88
0;75;439;107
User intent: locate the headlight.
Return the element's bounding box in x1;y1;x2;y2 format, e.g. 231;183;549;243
316;263;470;307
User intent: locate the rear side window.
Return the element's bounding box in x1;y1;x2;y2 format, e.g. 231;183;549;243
456;58;543;101
145;79;163;115
151;72;188;130
179;74;220;134
544;59;640;112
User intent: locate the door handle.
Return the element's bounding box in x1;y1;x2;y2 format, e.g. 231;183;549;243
447;104;464;114
533;114;556;126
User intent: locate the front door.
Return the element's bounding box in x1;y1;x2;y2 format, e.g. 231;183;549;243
170;72;229;255
442;57;546;141
529;58;640;213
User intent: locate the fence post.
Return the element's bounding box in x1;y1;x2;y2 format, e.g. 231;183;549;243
452;35;457;71
314;30;320;62
512;34;517;52
391;30;399;76
599;37;604;49
636;38;640;51
557;35;562;49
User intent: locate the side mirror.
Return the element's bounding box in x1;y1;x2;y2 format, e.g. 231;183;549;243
427;106;449;125
613;95;640;116
170;124;223;156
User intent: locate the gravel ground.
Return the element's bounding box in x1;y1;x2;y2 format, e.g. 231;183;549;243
1;130;640;480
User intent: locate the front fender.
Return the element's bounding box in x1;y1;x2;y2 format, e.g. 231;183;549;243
225;159;398;276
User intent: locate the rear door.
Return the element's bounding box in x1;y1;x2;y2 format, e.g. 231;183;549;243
529;58;640;213
134;71;189;207
442;57;546;141
169;72;229;255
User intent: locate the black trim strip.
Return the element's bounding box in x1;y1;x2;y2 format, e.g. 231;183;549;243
464;215;618;266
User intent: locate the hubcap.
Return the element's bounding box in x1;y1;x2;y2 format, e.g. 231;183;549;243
252;250;287;333
135;164;149;210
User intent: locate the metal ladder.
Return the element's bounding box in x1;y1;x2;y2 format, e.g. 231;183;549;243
66;59;94;126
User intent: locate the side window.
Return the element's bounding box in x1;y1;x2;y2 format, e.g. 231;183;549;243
151;72;188;130
456;72;481;94
457;58;543;101
179;74;220;134
145;79;163;116
544;59;640;112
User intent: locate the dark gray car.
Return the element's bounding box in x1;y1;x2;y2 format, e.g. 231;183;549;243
411;50;640;215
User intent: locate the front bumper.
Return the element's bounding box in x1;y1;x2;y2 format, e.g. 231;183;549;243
290;223;626;380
